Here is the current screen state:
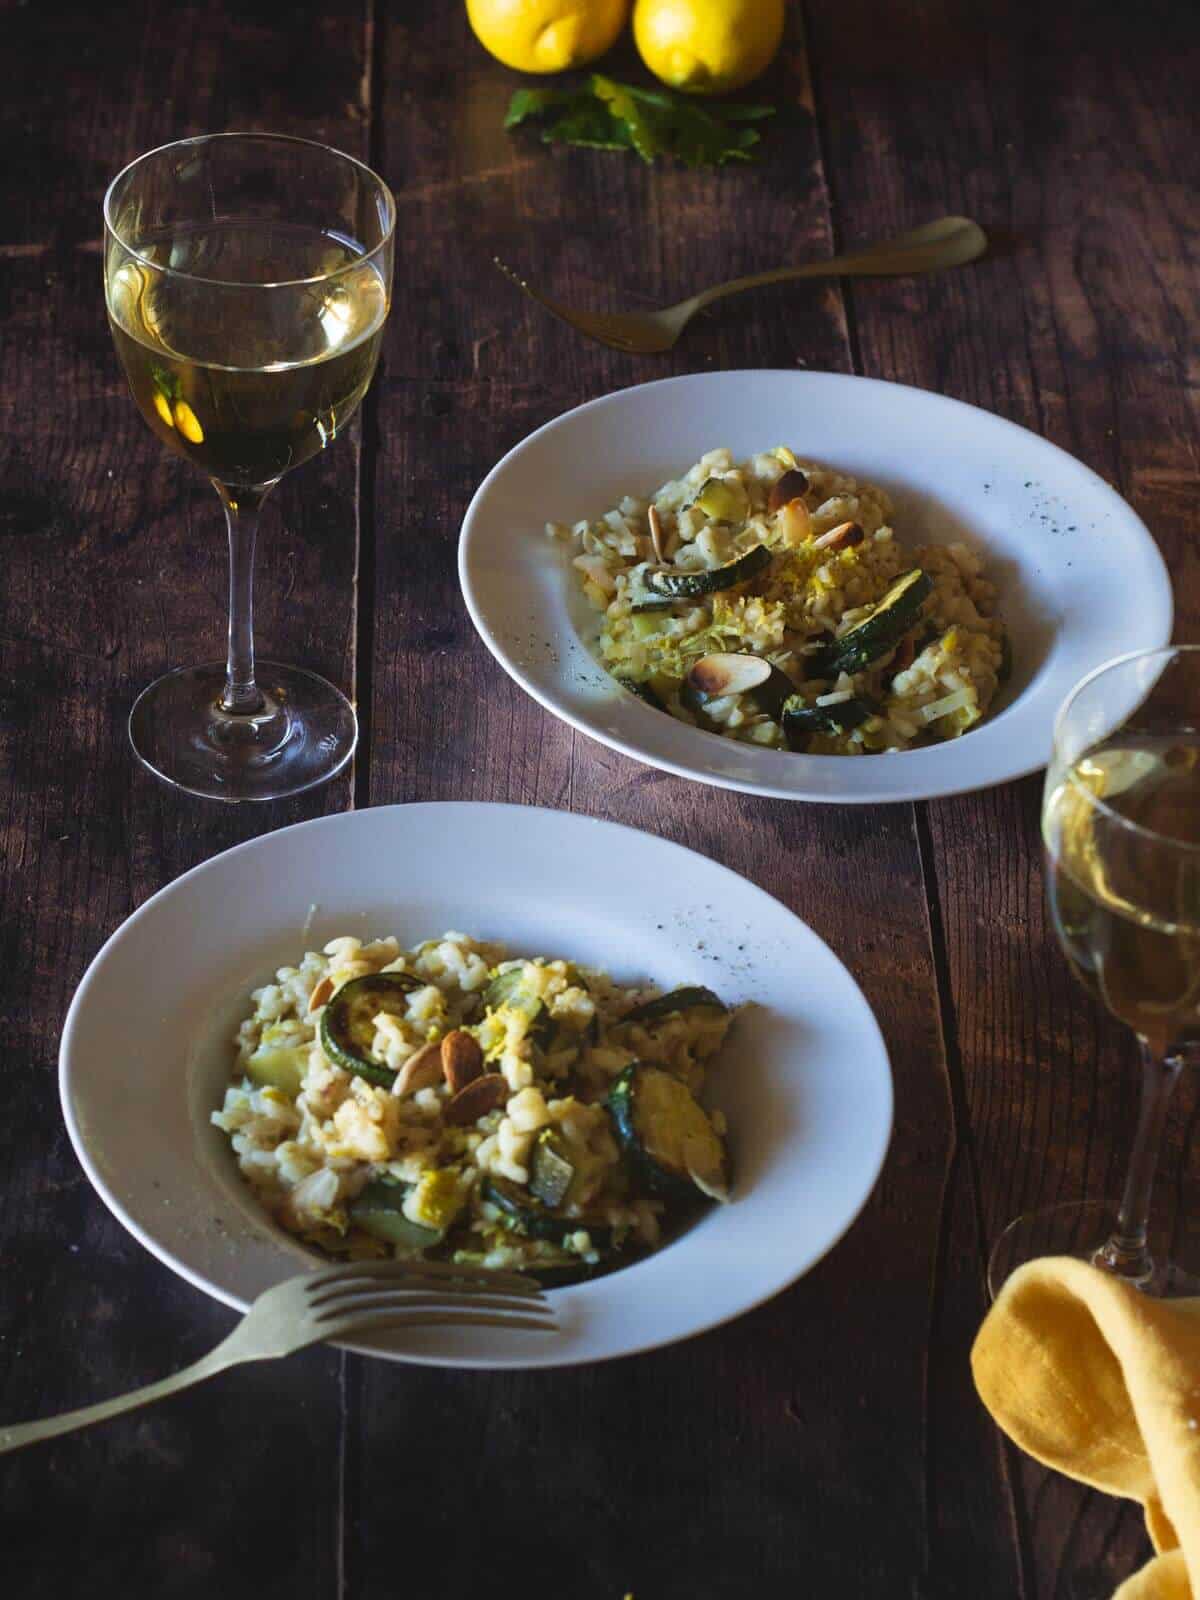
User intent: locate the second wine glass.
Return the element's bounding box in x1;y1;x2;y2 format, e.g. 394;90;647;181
104;133;395;801
990;645;1200;1298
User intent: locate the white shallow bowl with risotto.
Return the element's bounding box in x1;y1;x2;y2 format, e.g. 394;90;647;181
459;370;1172;802
59;803;892;1370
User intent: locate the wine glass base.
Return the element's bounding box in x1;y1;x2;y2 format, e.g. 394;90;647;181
128;661;356;802
988;1199;1200;1302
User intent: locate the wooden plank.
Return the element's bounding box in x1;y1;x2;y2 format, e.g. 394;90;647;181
0;0;368;1588
803;0;1200;1591
360;6;1017;1596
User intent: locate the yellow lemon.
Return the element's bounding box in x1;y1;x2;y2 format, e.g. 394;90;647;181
467;0;630;73
633;0;785;94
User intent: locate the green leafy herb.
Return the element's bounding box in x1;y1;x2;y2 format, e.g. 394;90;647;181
504;75;776;168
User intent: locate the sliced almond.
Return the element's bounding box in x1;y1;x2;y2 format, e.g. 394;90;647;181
441;1029;484;1093
393;1039;444;1097
778;498;812;547
307;975;334;1013
443;1072;508;1126
687;652;773;699
648;504;667;563
812;520;864;551
768;468;809;513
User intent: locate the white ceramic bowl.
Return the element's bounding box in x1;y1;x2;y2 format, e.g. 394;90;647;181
60;803;892;1369
460;370;1172;803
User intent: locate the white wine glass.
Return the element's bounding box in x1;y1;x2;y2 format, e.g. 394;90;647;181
103;134;395;801
989;645;1200;1298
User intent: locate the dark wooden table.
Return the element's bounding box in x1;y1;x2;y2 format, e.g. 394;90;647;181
3;1;1197;1593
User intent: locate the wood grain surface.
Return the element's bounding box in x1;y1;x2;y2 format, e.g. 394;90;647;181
1;0;1196;1595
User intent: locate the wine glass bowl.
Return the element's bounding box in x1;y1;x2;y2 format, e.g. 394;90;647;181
989;645;1200;1298
103;134;395;800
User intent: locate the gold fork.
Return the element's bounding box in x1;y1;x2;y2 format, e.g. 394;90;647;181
495;215;987;354
0;1259;554;1454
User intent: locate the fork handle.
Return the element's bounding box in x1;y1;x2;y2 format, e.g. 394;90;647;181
0;1337;242;1455
689;216;987;314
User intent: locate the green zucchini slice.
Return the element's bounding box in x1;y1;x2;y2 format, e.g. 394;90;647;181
528;1128;575;1208
607;1063;729;1202
616;674;669;713
781;694;879;749
811;569;933;677
481;1175;615;1251
319;973;424;1087
245;1043;310;1097
628;566;677;614
644;543;771;601
483;965;556;1048
691;477;748;523
348;1179;443;1251
623;986;727;1026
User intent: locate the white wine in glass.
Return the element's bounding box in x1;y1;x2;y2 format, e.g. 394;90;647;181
104;135;395;800
990;646;1200;1298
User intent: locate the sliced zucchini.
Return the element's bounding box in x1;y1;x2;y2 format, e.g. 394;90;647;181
348;1179;443;1251
483;965;555;1047
681;653;793;722
628;565;676;615
781;694;879;750
529;1129;575;1208
607;1064;729;1203
691;477;748;522
644;543;771;601
245;1043;310;1096
319;973;424;1087
481;1175;615;1251
623;986;727;1026
616;674;669;713
811;569;933;677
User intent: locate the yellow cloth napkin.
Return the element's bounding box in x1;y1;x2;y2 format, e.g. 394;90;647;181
972;1257;1200;1599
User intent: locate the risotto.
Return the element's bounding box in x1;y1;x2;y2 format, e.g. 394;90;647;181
213;931;733;1282
552;447;1010;755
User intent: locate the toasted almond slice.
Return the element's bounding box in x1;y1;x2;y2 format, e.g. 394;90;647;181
648;504;667;563
441;1029;484;1094
778;498;812;546
768;468;809;513
687;652;773;699
393;1039;444;1097
812;520;864;551
307;975;334;1013
443;1072;508;1127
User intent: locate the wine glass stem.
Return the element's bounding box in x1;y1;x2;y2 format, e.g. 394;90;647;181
215;481;273;716
1095;1040;1184;1283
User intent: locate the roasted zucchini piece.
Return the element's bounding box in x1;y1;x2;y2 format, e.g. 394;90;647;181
615;674;669;713
528;1128;575;1208
244;1043;310;1096
690;477;749;523
348;1178;444;1251
623;986;727;1026
643;543;771;600
781;694;879;749
607;1063;729;1202
481;1175;615;1251
483;965;555;1047
811;569;933;677
319;972;424;1087
628;565;677;614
